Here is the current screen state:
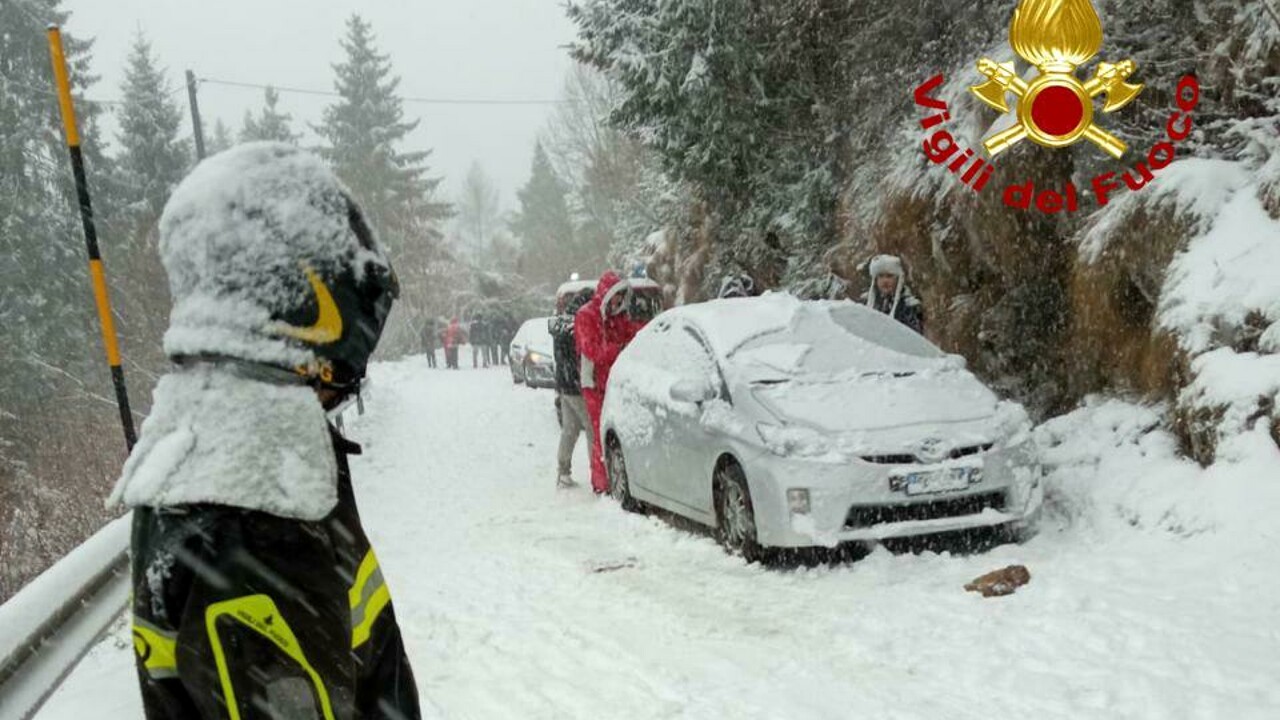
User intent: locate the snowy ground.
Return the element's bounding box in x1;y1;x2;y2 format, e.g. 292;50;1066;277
36;356;1280;719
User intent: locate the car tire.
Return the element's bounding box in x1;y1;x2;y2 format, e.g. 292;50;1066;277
605;436;641;514
715;461;762;563
523;361;533;388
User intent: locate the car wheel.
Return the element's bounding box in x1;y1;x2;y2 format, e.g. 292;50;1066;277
523;361;533;388
605;436;641;513
715;462;762;563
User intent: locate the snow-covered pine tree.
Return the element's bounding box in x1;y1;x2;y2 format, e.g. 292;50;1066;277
207;118;234;155
116;32;190;224
511;143;577;286
455;161;502;268
568;0;877;293
315;15;448;251
239;86;299;144
315;15;451;356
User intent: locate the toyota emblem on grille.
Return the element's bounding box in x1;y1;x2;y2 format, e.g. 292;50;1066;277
917;437;949;463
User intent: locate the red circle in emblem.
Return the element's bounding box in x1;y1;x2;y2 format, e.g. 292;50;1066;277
1031;86;1085;137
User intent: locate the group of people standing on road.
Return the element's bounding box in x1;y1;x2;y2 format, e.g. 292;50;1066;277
551;272;652;494
553;255;925;494
422;314;515;370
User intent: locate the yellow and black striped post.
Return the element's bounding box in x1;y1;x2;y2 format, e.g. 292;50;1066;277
47;25;137;451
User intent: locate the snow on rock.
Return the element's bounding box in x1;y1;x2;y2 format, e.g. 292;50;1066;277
160;142;387;370
1036;396;1280;539
1158;180;1280;354
108;363;337;521
1078;158;1251;264
1181;349;1280;440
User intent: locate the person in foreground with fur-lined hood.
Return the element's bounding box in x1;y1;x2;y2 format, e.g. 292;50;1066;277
110;143;421;719
864;254;925;335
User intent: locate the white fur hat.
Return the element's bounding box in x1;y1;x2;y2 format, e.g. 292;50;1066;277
868;254;905;278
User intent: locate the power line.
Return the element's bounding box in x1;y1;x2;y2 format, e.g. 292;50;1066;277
197;77;576;106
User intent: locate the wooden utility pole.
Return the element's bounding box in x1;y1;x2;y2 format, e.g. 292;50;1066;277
186;69;206;161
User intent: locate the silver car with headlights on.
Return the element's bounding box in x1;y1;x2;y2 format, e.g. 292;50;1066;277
510;317;557;388
599;295;1041;560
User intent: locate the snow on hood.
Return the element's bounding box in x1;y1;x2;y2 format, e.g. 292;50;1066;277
753;369;1000;434
108;364;338;520
159;142;386;370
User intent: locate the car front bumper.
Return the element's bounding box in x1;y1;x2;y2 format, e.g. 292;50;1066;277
744;441;1042;548
525;363;557;389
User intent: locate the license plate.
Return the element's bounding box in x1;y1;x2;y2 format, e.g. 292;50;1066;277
902;467;979;496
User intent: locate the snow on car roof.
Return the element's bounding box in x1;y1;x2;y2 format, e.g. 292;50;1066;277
672;294;944;367
668;294;804;357
556;280;597;297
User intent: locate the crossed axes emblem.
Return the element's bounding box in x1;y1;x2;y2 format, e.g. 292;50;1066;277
972;59;1142;159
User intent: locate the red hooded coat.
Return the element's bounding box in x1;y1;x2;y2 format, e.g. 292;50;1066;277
575;272;646;392
575;272;649;492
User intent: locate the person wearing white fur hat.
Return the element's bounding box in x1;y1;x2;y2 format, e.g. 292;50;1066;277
864;254;925;335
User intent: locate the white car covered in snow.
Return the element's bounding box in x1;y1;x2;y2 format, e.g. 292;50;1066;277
600;295;1041;560
510;317;557;389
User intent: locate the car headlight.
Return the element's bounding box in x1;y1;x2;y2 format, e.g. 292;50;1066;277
787;488;811;515
756;423;831;458
527;352;547;365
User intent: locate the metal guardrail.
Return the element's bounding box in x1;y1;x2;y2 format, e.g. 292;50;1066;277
0;397;365;719
0;543;130;720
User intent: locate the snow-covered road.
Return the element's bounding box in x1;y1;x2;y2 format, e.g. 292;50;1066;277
37;357;1280;719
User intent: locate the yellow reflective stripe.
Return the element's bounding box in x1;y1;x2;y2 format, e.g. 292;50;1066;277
351;584;391;649
348;549;380;609
132;619;178;679
205;594;335;720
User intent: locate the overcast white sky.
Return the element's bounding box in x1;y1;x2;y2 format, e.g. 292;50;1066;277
63;0;578;209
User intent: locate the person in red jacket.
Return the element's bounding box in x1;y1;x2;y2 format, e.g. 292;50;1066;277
576;272;649;494
441;317;465;369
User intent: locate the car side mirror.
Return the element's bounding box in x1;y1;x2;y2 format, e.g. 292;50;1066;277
670;379;716;405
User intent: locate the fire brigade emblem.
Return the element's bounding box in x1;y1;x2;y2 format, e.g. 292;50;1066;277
970;0;1143;159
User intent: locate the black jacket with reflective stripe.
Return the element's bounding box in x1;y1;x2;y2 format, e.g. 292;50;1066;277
129;428;420;720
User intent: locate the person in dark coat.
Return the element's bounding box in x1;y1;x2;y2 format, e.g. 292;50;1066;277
109;144;421;720
498;315;515;365
863;254;925;335
470;316;490;369
423;317;439;368
551;290;593;488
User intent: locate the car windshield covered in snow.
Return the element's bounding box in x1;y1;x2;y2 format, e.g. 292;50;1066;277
514;317;554;356
726;299;947;383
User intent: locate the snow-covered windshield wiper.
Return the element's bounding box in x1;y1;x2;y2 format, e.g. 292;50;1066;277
858;370;918;379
